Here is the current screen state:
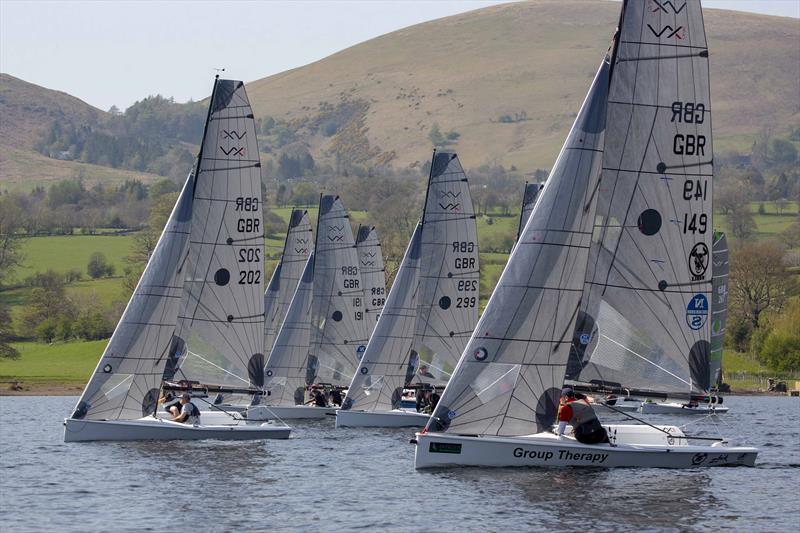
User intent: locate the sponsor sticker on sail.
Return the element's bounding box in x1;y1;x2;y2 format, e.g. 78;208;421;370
686;294;709;330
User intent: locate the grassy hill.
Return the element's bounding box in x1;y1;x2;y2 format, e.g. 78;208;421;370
0;74;163;191
245;0;800;170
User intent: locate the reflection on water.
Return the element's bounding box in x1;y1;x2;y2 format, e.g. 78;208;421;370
0;395;797;531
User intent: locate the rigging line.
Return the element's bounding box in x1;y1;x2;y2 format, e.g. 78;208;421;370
184;349;251;386
599;333;691;387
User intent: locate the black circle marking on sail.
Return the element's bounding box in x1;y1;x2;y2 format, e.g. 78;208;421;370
226;237;234;245
535;387;561;429
657;162;667;173
637;209;662;236
103;364;112;373
332;310;343;322
360;367;369;374
689;340;711;393
227;314;234;322
474;347;488;361
658;280;668;291
142;388;160;416
438;296;452;310
248;353;265;388
214;268;230;286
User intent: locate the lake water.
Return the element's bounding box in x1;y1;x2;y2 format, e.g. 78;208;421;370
0;395;798;531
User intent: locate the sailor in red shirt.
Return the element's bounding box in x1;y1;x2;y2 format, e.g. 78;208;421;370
556;387;609;444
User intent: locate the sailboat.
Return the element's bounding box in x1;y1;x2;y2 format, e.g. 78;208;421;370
264;209;313;354
414;0;756;468
356;225;387;329
337;151;479;428
250;195;368;419
65;77;290;441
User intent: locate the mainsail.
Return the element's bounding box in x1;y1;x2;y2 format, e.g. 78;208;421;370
341;223;423;412
517;182;544;241
264;210;313;353
412;152;479;386
567;0;714;398
709;232;728;390
172;78;266;389
263;253;315;405
308;195;369;386
71;172;195;420
356;225;386;330
425;57;609;436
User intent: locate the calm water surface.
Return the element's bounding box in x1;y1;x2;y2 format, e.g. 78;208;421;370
0;395;798;531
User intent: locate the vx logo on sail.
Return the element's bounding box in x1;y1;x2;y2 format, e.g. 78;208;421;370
220;146;246;157
647;24;684;39
649;0;686;14
221;130;247;140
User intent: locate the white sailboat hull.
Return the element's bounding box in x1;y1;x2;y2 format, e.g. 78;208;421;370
592;400;642;413
414;425;757;469
639;402;729;415
335;409;430;428
245;405;336;420
63;417;291;442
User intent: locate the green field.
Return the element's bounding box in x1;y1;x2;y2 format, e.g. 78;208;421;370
716;201;798;247
12;234;135;282
0;340;104;386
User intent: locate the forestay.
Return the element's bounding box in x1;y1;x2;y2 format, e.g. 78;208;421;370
341;223;423;412
263;253;315;405
412;152;479;386
308;195;369;386
567;0;714;397
356;225;386;330
264;210;313;353
172;78;266;390
709;232;728;390
425;58;609;436
70;172;195;421
517;182;544;242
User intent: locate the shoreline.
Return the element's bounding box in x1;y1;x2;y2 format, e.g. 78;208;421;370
0;383;793;397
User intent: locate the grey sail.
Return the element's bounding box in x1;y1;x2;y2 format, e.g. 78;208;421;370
425;58;609;436
71;172;195;420
567;0;713;397
264;210;313;353
517;182;544;242
709;232;728;390
172;78;266;390
356;225;386;330
308;195;369;386
263;253;315;405
411;152;479;386
341;223;423;412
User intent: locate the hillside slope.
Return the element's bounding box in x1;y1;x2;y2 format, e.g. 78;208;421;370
0;74;162;190
246;0;799;170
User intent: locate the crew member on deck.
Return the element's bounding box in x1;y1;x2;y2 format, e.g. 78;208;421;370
171;393;201;425
556;387;609;444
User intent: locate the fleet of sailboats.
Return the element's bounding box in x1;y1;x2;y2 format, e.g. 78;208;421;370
64;0;759;468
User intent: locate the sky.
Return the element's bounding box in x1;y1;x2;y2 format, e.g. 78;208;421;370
1;0;798;111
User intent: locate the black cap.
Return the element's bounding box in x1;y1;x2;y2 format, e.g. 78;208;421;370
561;387;574;397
